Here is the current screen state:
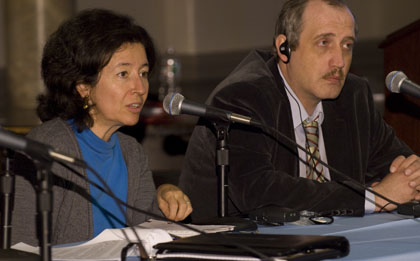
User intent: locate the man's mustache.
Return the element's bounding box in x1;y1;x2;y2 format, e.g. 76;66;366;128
322;68;344;81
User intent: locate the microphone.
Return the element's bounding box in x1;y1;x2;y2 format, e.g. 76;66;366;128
0;127;86;168
386;71;420;99
163;93;261;127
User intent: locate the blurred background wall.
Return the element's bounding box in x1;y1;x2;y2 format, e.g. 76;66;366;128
0;0;419;178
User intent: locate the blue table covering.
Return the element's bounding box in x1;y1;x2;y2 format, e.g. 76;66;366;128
257;213;420;260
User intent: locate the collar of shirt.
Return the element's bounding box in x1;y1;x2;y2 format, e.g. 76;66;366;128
277;63;331;182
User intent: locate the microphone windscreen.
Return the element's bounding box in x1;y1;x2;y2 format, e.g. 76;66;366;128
386;71;407;93
163;93;184;115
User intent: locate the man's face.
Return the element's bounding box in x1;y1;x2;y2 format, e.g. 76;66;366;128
281;0;356;114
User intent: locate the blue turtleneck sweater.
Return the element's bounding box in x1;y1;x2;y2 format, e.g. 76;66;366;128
71;123;128;237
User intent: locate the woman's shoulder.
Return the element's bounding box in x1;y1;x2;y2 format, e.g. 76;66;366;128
117;130;136;143
27;118;74;145
117;131;142;150
116;131;149;170
117;131;148;157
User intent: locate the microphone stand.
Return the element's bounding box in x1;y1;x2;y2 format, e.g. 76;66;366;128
215;123;229;218
193;121;256;231
34;158;53;261
0;149;38;260
1;149;13;249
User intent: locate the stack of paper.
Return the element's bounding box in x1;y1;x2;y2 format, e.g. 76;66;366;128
138;219;235;238
12;227;172;260
11;219;234;260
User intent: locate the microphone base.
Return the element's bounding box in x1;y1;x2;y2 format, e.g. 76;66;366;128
192;216;257;231
397;200;420;217
0;249;39;260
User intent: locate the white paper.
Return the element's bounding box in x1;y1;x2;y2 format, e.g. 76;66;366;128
12;227;172;261
11;242;39;254
157;252;286;261
11;221;234;260
138;219;235;238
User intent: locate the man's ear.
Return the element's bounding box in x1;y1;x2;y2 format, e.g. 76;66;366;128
76;84;90;98
275;34;291;64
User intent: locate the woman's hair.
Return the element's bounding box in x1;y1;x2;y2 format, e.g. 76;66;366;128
37;8;156;131
272;0;357;60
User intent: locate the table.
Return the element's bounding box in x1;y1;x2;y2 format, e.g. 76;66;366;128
54;213;420;260
257;212;420;260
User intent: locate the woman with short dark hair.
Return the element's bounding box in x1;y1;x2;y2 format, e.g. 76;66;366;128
12;8;192;246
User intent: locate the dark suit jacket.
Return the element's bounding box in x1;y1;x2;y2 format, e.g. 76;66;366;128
179;49;413;220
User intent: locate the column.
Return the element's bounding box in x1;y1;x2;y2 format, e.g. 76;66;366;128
4;0;73;128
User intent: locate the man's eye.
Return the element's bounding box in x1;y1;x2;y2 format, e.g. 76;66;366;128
343;42;354;50
140;71;149;78
318;40;328;46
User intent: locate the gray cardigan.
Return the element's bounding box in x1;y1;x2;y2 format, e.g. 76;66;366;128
11;118;161;246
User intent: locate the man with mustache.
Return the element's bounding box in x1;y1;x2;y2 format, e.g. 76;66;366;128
179;0;420;220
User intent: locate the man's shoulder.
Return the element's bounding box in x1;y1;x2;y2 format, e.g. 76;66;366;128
342;73;371;96
344;73;369;88
220;49;276;85
208;49;281;102
345;73;368;83
326;73;373;110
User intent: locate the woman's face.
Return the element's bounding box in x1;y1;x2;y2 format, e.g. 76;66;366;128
79;42;149;140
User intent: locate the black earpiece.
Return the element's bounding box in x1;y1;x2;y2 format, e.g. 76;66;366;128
279;39;291;64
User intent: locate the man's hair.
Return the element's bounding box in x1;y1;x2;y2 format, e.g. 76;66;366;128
37;8;156;131
273;0;357;59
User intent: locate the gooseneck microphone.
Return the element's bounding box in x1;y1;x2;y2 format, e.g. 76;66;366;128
163;93;420;217
163;93;262;127
0;127;87;168
386;71;420;99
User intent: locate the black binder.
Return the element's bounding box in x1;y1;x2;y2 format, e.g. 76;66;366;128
154;233;349;260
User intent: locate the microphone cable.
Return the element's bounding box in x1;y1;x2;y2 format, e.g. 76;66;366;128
283;84;331;183
252;118;400;210
280;82;417;214
197;88;400;210
163;92;420;216
25;153;148;259
55;160;272;260
1;123;273;260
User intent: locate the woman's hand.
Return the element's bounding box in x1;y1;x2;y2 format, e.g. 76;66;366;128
156;184;193;221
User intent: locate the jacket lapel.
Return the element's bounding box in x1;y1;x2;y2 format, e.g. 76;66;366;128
267;57;300;177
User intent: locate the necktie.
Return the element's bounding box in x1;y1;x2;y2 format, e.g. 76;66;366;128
302;118;325;182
